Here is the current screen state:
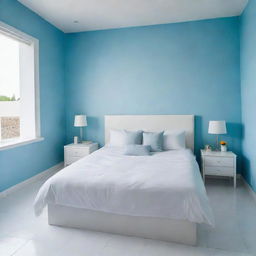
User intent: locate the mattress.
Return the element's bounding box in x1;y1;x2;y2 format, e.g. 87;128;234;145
34;146;214;225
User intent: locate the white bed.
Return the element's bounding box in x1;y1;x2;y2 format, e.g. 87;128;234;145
34;115;214;245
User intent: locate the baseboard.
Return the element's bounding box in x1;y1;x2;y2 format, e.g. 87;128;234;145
0;162;63;198
241;176;256;203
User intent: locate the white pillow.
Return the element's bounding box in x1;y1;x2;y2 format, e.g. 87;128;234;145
109;129;143;146
163;130;186;150
109;129;126;147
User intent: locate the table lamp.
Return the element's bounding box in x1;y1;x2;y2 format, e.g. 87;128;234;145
208;120;227;151
74;115;87;143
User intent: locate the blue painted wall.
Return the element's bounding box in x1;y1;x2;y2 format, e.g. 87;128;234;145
0;0;66;191
65;17;242;166
240;0;256;191
0;1;244;192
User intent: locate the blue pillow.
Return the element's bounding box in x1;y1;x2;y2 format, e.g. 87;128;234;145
124;130;143;145
143;131;164;152
124;145;151;156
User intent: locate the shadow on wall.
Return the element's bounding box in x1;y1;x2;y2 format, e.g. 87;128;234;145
223;122;242;172
225;122;243;154
194;115;203;159
227;122;243;140
242;156;250;182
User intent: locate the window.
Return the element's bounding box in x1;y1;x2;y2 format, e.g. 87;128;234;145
0;22;41;149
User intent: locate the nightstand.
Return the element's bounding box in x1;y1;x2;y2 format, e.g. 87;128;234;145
201;150;237;188
64;143;98;167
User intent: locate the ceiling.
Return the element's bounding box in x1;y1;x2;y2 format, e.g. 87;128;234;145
18;0;248;33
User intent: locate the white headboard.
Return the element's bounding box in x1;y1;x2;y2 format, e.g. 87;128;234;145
105;115;194;151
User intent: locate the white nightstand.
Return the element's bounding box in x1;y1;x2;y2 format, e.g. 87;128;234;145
201;150;237;188
64;142;98;167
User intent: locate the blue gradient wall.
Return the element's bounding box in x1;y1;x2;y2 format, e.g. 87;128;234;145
0;0;66;191
240;0;256;191
65;18;242;166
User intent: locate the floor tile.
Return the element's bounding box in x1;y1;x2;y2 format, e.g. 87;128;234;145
103;234;147;256
56;230;111;256
0;175;255;256
0;236;28;256
142;239;212;256
12;239;58;256
205;229;248;253
209;248;252;256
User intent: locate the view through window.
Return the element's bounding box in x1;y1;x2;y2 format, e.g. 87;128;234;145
0;33;20;142
0;23;40;148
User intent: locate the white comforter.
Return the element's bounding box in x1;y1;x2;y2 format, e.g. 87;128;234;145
34;147;214;225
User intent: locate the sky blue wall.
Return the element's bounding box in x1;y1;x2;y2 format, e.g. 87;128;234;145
65;17;242;166
0;1;243;192
0;0;66;191
240;0;256;192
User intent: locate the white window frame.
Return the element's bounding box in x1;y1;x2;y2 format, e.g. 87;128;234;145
0;21;43;150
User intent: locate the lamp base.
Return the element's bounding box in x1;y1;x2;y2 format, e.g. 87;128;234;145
79;127;83;143
215;134;220;151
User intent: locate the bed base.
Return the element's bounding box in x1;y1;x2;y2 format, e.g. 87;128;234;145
48;204;197;245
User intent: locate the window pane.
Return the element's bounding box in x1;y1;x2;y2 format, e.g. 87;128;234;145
0;33;20;141
0;24;39;148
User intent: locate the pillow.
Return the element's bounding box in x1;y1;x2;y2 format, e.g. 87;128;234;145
124;145;151;156
109;129;143;146
109;129;126;146
124;130;143;145
143;131;164;152
163;130;186;150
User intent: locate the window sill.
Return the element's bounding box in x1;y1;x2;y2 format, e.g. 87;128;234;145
0;137;44;151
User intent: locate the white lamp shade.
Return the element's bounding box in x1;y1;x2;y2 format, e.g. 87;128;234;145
208;121;227;134
74;115;87;127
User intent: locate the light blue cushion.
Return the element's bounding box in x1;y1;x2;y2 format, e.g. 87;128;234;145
124;145;151;156
143;131;164;152
124;130;143;145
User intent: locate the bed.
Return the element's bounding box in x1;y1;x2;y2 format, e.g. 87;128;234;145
34;115;214;245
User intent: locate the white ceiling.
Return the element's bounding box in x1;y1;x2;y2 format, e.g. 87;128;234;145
18;0;248;33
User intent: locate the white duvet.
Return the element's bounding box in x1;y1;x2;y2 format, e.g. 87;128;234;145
34;147;214;225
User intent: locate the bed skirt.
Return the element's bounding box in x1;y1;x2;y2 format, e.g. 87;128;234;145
48;203;197;245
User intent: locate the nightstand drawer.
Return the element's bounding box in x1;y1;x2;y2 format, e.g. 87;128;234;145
205;166;234;176
64;143;98;167
204;156;233;167
65;156;82;165
65;147;89;157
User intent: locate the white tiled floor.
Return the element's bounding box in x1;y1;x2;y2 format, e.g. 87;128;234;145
0;173;255;256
